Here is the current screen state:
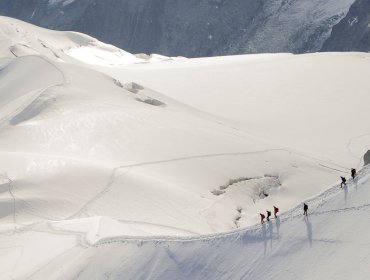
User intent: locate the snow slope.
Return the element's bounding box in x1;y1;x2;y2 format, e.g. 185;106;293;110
2;165;369;279
103;52;370;167
0;17;369;279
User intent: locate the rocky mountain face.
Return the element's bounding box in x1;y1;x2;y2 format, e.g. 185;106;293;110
0;0;361;57
321;0;370;52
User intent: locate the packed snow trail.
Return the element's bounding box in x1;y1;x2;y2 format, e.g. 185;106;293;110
65;148;349;221
92;166;370;244
3;166;367;280
0;173;16;226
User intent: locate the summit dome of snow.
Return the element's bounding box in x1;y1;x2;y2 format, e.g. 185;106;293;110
0;17;369;279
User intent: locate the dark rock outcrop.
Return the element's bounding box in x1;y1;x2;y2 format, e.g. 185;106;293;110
322;0;370;52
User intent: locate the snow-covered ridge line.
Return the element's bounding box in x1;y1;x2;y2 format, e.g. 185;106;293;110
94;165;369;246
0;16;146;66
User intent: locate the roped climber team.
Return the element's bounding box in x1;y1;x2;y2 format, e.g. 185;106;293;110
260;206;279;224
259;167;358;224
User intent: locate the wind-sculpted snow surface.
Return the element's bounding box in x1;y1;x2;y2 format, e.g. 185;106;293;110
0;17;370;279
2;168;369;279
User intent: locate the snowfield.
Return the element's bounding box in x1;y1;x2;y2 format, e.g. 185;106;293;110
0;16;369;279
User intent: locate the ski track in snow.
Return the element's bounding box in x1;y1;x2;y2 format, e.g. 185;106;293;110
0;171;61;222
67;167;132;219
1;154;361;257
25;245;82;280
0;173;17;229
0;140;350;229
65;147;350;221
0;245;24;279
0;55;72;223
7;177;16;227
108;148;350;172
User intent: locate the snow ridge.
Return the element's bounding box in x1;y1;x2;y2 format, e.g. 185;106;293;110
94;166;370;246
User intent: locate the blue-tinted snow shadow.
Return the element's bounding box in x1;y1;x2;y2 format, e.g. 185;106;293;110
304;216;312;247
353;177;358;190
275;217;281;239
267;221;273;248
262;223;267;254
344;184;348;203
240;222;276;254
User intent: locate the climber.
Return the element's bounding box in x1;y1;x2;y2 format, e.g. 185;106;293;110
260;213;266;224
266;210;272;221
273;206;279;218
303;203;308;216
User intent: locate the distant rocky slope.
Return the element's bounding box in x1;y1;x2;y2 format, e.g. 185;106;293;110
0;0;361;57
321;0;370;52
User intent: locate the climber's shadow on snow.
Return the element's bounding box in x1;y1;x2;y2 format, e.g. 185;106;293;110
0;201;14;219
275;217;281;239
303;216;340;245
304;216;313;247
343;184;348;203
262;223;267;255
240;221;276;254
267;221;273;248
0;182;9;194
353;177;358;191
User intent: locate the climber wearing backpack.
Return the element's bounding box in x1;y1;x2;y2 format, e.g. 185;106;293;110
273;206;279;218
340;176;346;188
303;203;308;216
260;213;265;224
266;210;272;221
